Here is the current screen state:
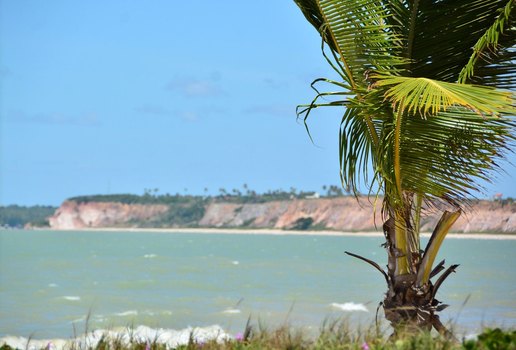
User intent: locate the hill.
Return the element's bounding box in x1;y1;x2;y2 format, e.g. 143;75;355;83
47;194;516;233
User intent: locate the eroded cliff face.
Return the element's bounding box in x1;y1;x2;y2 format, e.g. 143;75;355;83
49;198;516;233
420;200;516;233
48;201;168;229
199;197;378;230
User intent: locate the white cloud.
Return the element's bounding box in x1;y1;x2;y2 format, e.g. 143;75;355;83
263;78;289;90
165;76;225;98
134;104;172;116
177;111;200;122
134;104;199;122
243;104;294;117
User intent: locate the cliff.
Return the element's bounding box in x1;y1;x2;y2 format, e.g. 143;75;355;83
48;197;516;233
48;201;168;229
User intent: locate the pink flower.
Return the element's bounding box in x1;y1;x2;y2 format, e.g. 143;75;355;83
361;342;370;350
234;332;244;341
145;342;151;350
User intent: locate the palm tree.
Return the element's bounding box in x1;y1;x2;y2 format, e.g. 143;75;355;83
293;0;515;335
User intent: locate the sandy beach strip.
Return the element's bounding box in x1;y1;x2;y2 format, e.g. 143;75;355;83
41;227;516;240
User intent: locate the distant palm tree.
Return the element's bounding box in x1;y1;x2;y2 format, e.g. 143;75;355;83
294;0;515;334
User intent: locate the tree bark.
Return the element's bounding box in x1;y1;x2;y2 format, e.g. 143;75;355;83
382;217;452;336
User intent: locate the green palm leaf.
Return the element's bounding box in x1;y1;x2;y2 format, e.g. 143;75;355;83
294;0;516;332
295;0;407;90
407;0;513;82
397;108;515;207
458;0;516;88
371;73;515;116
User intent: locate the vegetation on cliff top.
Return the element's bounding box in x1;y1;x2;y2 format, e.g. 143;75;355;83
0;205;57;228
68;185;348;205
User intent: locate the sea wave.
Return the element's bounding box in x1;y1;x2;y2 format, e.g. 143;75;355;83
143;254;157;259
0;325;232;350
70;316;86;324
222;308;241;314
141;310;173;316
62;296;81;301
115;310;138;317
330;302;368;312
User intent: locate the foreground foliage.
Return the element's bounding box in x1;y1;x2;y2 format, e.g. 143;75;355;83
1;327;514;350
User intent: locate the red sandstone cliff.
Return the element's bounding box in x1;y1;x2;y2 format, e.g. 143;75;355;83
48;201;168;229
198;197;379;230
48;197;516;233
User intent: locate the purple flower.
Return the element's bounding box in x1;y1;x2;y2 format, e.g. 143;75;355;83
361;342;370;350
145;342;151;350
234;332;244;341
46;342;53;350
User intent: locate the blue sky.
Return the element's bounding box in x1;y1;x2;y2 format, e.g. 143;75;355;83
1;1;514;206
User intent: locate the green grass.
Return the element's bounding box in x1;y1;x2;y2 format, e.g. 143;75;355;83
1;323;514;350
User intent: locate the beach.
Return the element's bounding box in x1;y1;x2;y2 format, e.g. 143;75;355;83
40;227;516;240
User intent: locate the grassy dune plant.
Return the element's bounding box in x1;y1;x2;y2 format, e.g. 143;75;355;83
1;325;514;350
293;0;515;334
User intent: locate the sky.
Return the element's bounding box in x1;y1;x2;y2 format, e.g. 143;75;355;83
1;1;514;206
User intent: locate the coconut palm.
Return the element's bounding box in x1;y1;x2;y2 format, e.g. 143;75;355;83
293;0;515;335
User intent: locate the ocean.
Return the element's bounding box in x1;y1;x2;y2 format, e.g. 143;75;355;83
0;229;515;340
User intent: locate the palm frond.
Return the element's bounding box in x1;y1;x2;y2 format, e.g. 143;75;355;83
416;210;461;287
458;0;516;88
397;108;515;207
371;74;515;116
407;0;513;82
295;0;408;89
338;107;376;195
294;0;516;210
293;0;337;51
317;0;407;89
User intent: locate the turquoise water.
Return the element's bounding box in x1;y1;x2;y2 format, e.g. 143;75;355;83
0;230;515;338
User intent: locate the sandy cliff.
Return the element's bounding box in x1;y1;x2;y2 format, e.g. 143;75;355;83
48;201;168;229
48;197;516;233
199;197;378;230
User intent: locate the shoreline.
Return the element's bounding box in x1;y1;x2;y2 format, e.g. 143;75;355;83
20;227;516;240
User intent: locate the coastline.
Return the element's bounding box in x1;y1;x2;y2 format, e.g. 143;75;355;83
31;227;516;240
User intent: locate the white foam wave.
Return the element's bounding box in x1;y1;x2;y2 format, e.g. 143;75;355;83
0;325;231;350
71;316;86;323
330;302;368;312
231;260;240;265
63;296;81;301
142;310;172;316
222;308;241;314
115;310;138;317
48;283;58;288
143;254;157;259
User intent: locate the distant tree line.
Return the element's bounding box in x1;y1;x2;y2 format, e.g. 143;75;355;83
69;192;206;205
0;205;57;228
69;184;350;206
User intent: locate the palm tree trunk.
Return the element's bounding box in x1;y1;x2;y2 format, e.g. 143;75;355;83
345;209;459;336
381;214;456;336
